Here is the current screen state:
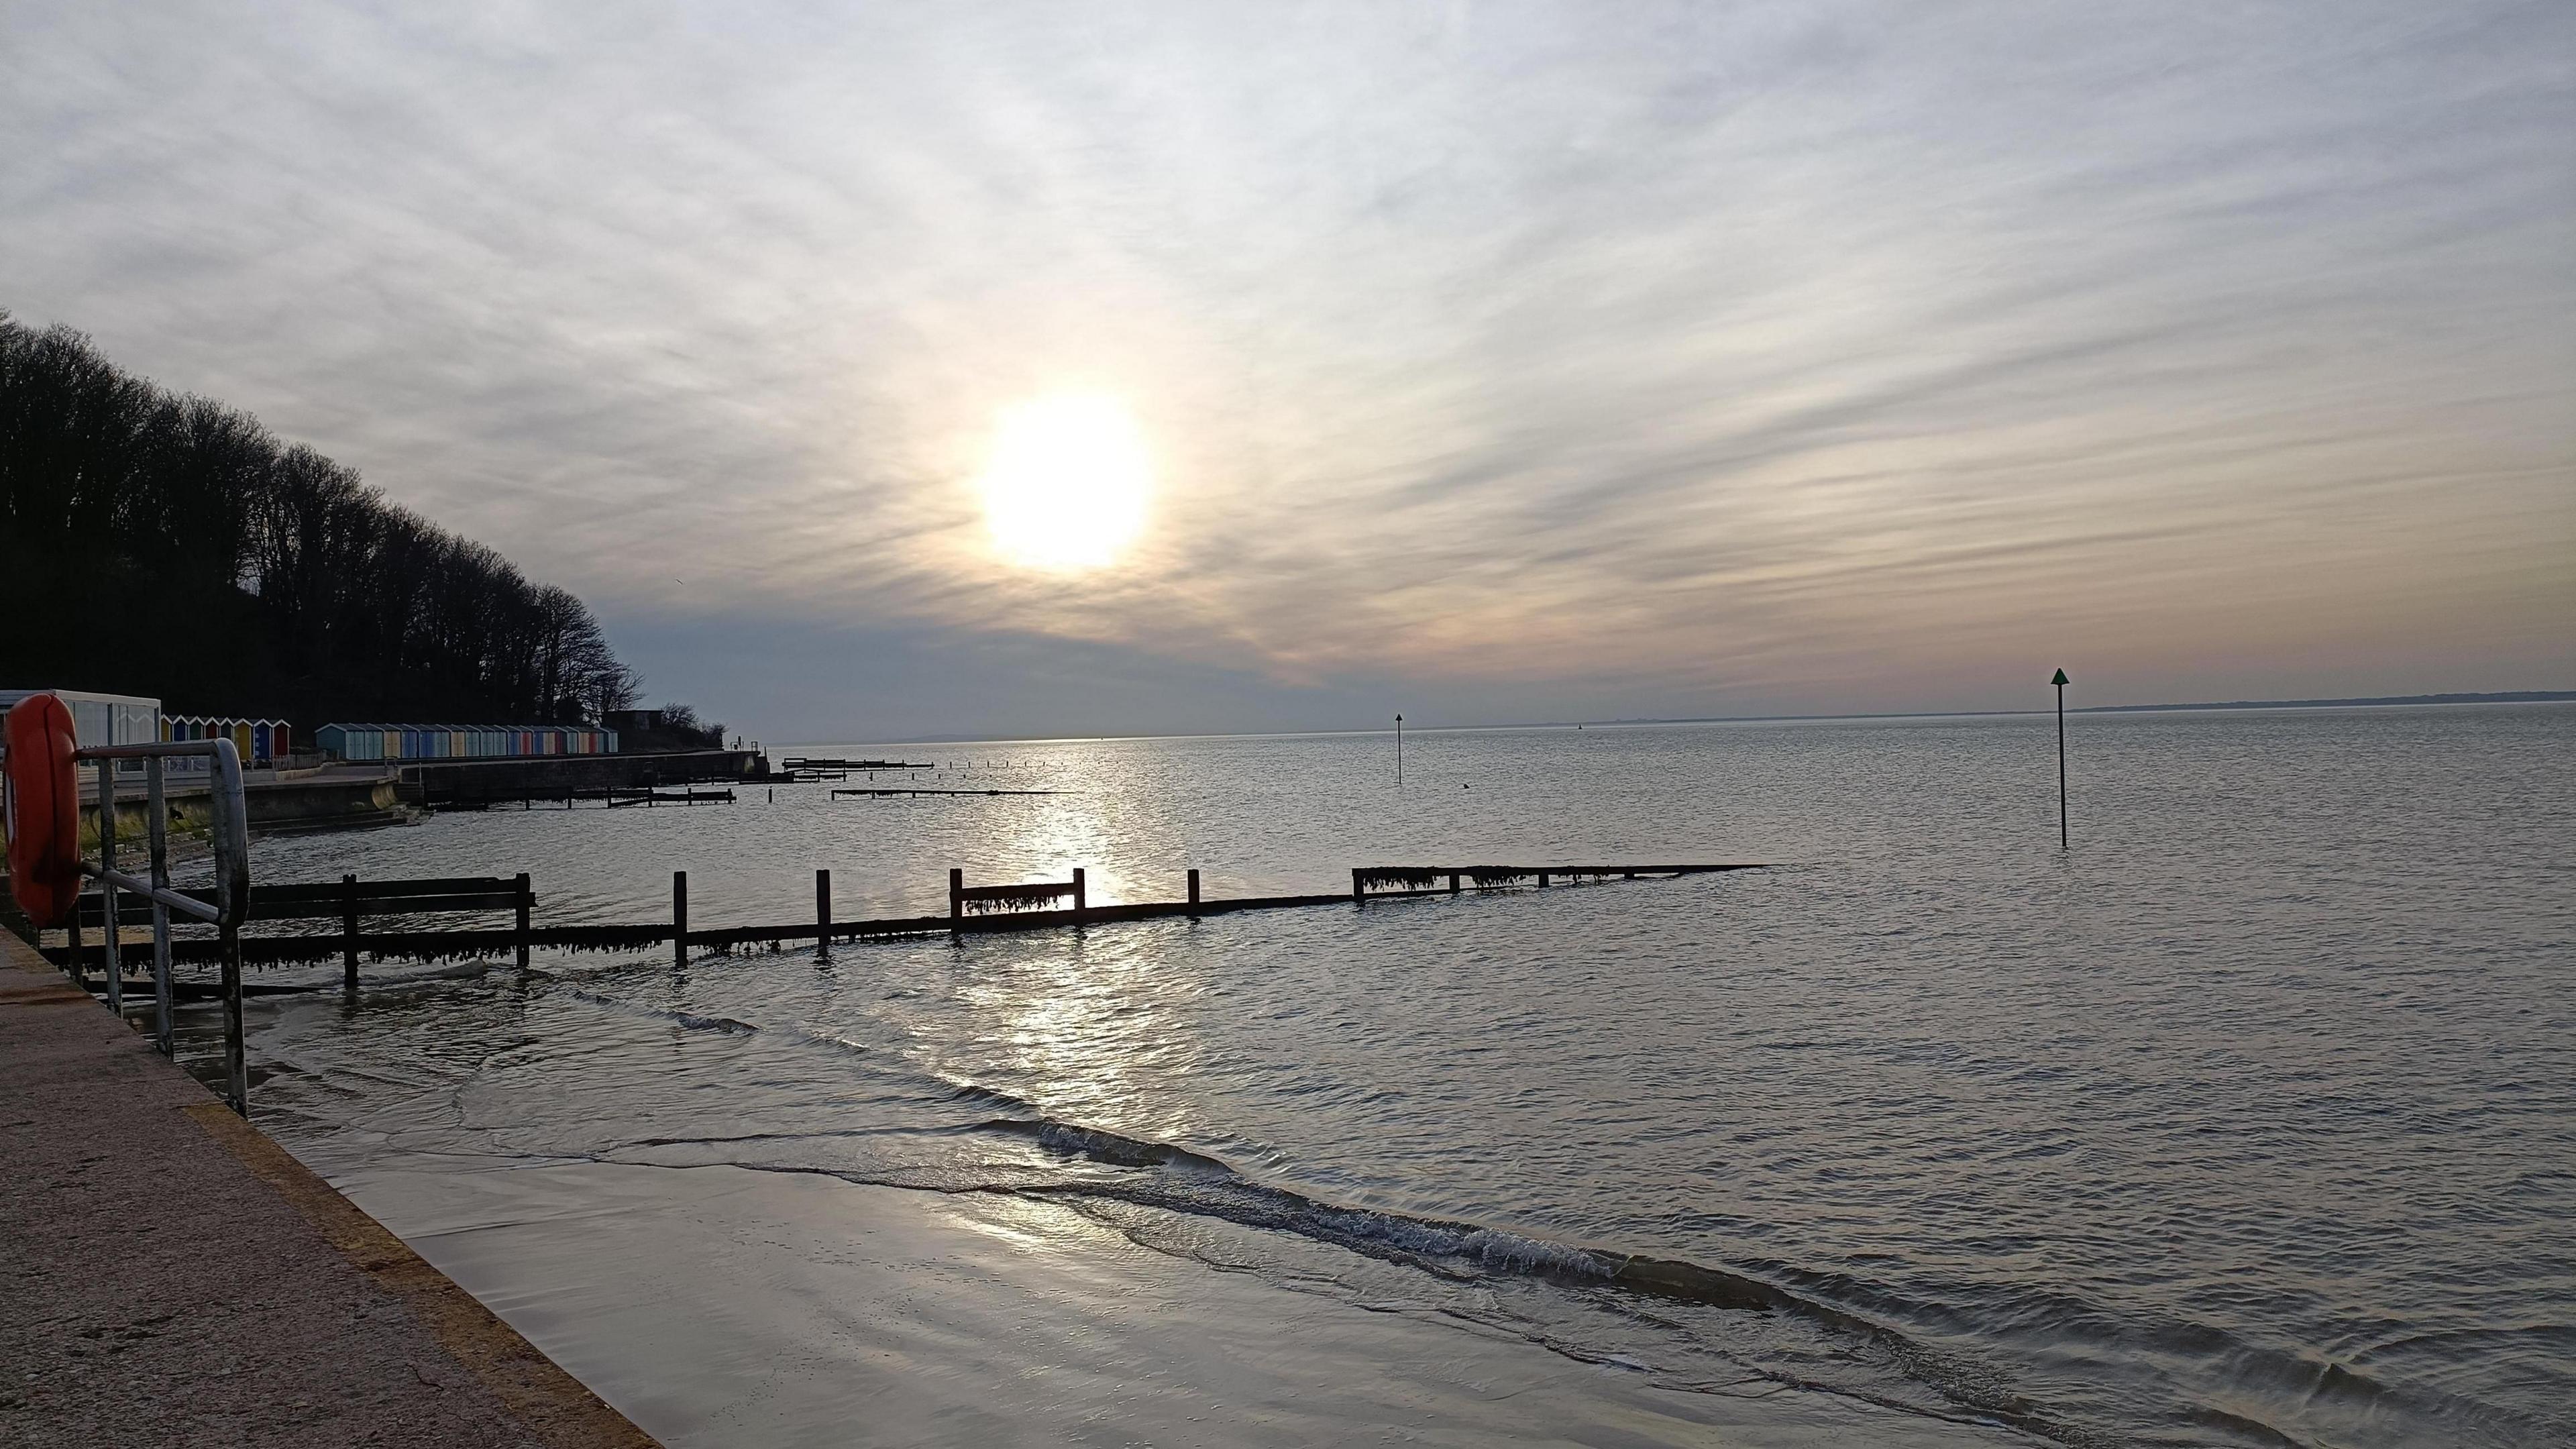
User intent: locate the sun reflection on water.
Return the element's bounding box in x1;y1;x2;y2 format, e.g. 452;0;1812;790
951;930;1213;1148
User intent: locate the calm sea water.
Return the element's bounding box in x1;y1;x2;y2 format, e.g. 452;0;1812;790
193;705;2574;1446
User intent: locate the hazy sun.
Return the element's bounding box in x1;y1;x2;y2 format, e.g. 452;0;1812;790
977;393;1152;571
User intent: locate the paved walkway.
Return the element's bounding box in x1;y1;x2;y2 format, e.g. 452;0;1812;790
0;928;659;1449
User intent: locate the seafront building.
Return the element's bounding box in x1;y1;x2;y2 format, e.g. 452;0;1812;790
0;688;162;754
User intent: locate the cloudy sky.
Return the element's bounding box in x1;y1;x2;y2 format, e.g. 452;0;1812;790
6;3;2571;739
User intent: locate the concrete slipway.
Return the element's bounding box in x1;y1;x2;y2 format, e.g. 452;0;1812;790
0;926;659;1449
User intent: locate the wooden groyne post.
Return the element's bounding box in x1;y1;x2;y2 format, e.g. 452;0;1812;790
816;869;831;951
672;871;688;967
514;871;531;970
341;873;361;991
1073;867;1087;926
1187;868;1200;917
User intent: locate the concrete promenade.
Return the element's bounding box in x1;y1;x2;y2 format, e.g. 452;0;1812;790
0;928;660;1449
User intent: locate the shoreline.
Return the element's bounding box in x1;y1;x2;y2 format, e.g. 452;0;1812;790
318;1152;2044;1448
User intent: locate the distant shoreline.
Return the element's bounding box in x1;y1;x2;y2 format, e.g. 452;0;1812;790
1588;690;2576;729
839;691;2573;749
2070;690;2576;714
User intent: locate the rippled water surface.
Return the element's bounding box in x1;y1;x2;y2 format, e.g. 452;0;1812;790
201;706;2574;1446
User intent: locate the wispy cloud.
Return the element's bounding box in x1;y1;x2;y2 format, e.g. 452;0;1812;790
5;1;2569;734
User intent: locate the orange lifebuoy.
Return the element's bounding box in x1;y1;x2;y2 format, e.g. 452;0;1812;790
5;694;82;928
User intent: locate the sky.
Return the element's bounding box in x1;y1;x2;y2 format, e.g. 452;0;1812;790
5;2;2571;741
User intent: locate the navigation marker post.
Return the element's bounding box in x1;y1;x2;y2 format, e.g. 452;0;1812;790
2053;668;2070;850
1395;712;1403;788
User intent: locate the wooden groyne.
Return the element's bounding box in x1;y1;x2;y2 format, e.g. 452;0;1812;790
1350;865;1735;899
442;786;737;810
398;748;766;806
605;788;735;808
37;863;1763;975
833;786;1065;798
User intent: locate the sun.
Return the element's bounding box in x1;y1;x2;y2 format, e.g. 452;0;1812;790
976;393;1152;571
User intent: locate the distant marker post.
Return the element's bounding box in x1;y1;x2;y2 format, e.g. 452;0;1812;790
1395;712;1404;788
2053;668;2070;850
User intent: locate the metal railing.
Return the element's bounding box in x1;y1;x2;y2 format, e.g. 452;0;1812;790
66;739;252;1113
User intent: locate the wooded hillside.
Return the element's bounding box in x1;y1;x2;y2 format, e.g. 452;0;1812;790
0;313;642;728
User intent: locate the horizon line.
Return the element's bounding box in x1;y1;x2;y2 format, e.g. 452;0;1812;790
787;689;2575;751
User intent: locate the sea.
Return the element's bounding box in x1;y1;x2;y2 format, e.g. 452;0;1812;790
168;704;2573;1447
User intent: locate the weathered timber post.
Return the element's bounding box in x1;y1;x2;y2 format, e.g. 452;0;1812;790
341;873;361;991
1448;871;1460;894
514;872;532;970
949;867;963;939
1187;868;1200;917
672;871;688;967
1072;867;1087;925
815;869;831;949
1538;871;1550;888
1352;868;1364;905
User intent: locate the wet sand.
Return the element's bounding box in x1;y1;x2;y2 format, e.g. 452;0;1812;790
336;1156;2041;1448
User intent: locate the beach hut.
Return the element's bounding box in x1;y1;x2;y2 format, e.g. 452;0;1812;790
315;721;620;761
153;712;292;768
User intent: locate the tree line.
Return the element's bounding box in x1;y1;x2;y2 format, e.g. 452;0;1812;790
1;312;645;730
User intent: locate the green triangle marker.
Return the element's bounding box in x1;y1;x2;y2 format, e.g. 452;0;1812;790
2051;669;2070;686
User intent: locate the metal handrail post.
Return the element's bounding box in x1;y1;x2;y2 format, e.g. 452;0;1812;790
95;759;122;1016
201;738;250;1114
73;739;252;1112
219;921;246;1113
203;739;251;926
146;755;174;1055
66;875;85;988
